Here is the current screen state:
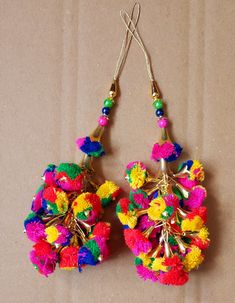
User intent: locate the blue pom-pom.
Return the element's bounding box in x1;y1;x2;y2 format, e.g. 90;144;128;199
166;142;182;162
182;160;193;170
78;246;98;266
79;137;105;157
43;164;56;174
24;213;42;229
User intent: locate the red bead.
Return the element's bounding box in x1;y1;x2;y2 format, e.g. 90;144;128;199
98;115;108;126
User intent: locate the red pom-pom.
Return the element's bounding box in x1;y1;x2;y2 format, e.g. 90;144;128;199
88;193;102;213
192;237;210;250
42;186;57;202
33;240;53;257
163;255;182;267
59;246;79;269
92;222;110;239
160;268;189;286
119;198;131;213
186;206;207;223
112;187;122;200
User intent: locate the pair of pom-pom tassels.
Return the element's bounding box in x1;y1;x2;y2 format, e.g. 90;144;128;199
25;138;209;285
24;163;120;276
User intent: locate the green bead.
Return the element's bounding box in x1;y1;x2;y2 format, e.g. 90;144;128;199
153;99;163;109
104;98;114;108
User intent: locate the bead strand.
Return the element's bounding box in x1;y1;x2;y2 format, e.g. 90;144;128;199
152;98;168;129
98;97;115;127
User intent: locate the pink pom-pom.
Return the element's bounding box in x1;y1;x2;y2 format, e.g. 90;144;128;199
94;236;110;261
136;265;158;282
137;215;155;231
158;117;168;128
151;142;174;161
76;137;86;148
55;225;71;245
98;116;108;126
124;229;152;256
126;161;146;170
26;221;45;242
163;194;179;208
184;186;207;210
177;177;199;189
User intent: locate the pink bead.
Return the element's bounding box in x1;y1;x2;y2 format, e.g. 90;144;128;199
158;117;168;128
98;115;108;126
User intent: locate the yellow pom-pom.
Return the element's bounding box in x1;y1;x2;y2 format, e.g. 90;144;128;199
138;253;152;267
56;191;69;213
72;193;92;216
183;246;204;271
117;212;137;229
190;160;205;181
181;215;204;232
129;164;146;189
198;227;209;241
147;197;166;221
96;181;119;199
151;257;168;272
45;226;59;243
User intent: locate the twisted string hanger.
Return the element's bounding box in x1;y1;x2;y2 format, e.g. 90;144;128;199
113;2;140;81
120;5;161;98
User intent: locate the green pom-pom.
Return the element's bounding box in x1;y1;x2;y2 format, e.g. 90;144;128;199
84;239;101;260
26;212;36;220
56;163;82;180
116;203;121;213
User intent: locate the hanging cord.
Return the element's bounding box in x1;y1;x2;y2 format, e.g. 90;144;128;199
120;6;154;81
120;5;161;98
113;2;140;81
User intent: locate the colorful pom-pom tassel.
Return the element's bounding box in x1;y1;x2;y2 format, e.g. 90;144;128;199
25;162;120;276
117;132;209;286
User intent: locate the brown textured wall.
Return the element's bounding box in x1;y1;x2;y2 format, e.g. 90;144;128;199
1;1;235;302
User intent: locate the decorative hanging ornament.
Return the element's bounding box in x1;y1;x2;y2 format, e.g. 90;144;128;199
24;82;121;277
116;9;210;286
117;82;209;285
23;2;142;277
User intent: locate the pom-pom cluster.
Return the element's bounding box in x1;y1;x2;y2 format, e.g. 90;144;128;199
117;159;209;286
25;163;120;277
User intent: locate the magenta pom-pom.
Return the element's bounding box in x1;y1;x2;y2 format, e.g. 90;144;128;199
184;185;207;210
151;142;174;160
136;265;158;282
